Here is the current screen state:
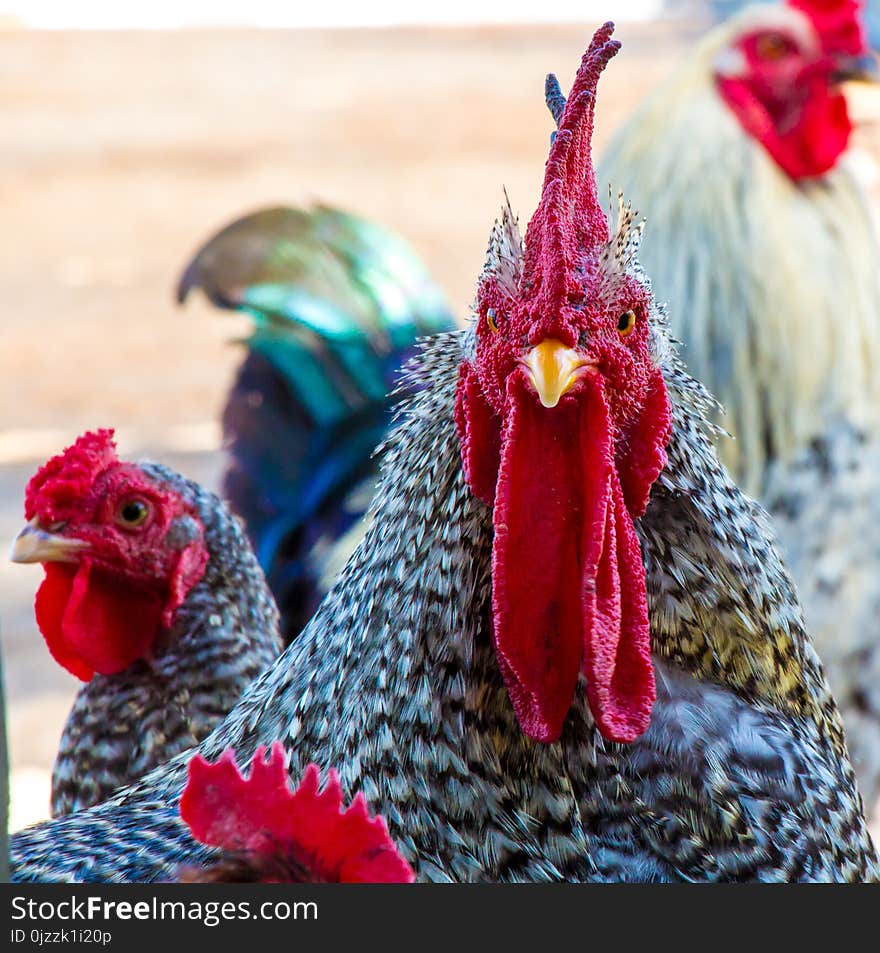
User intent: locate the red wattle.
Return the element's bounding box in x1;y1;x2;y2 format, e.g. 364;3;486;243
490;372;655;743
35;560;163;681
717;75;852;181
491;379;586;742
581;467;655;742
34;565;95;682
454;362;501;506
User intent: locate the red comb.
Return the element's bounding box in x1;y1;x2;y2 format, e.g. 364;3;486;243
25;429;118;523
517;22;620;318
790;0;867;55
180;743;415;884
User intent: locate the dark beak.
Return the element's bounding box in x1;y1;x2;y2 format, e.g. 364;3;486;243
833;53;880;84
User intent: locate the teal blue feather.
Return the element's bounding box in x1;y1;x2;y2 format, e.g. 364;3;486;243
178;204;456;641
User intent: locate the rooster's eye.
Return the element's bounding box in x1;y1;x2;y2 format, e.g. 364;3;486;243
486;309;499;334
117;499;150;528
755;33;791;61
617;310;636;337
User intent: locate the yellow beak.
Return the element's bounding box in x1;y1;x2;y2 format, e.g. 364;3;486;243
522;339;591;409
10;518;89;564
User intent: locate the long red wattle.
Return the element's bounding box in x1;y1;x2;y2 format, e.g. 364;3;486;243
491;373;654;744
581;458;655;742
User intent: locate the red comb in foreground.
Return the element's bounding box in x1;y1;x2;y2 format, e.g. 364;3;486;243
179;743;415;883
790;0;867;55
25;429;118;523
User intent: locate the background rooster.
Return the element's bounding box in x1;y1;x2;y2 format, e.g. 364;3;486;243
10;25;877;883
177;205;455;642
10;430;282;816
597;0;880;811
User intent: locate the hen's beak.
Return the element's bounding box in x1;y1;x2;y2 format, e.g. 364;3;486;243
10;518;89;564
834;53;880;84
521;339;593;409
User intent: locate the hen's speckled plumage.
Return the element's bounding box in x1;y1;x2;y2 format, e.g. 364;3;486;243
50;463;283;816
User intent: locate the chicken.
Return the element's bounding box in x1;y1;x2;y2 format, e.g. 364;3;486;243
10;23;878;883
175;743;414;883
596;0;880;810
10;429;283;817
177;205;455;642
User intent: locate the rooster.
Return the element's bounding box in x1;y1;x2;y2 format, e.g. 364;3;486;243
177;205;455;642
597;0;880;809
10;24;878;883
175;744;414;883
10;429;283;817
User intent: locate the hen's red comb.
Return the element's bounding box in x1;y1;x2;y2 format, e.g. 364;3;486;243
180;743;415;884
790;0;867;56
516;22;620;320
25;429;118;523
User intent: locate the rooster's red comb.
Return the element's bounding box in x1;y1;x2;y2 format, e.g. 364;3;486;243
180;743;415;883
516;22;620;319
25;429;119;523
790;0;867;56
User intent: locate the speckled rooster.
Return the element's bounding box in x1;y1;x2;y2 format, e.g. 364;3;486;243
597;0;880;810
178;205;454;642
10;430;282;816
10;24;878;882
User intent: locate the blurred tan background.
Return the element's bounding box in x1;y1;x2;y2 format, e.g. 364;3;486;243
1;12;879;833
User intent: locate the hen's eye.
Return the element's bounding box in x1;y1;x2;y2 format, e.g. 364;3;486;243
486;308;499;334
117;499;150;528
617;310;636;337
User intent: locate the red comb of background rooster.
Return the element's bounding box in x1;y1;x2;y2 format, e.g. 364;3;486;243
456;23;671;746
790;0;867;56
25;429;118;523
179;743;415;883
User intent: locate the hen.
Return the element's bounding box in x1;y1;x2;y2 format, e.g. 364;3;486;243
10;430;282;816
597;0;880;809
10;24;878;882
178;205;455;642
